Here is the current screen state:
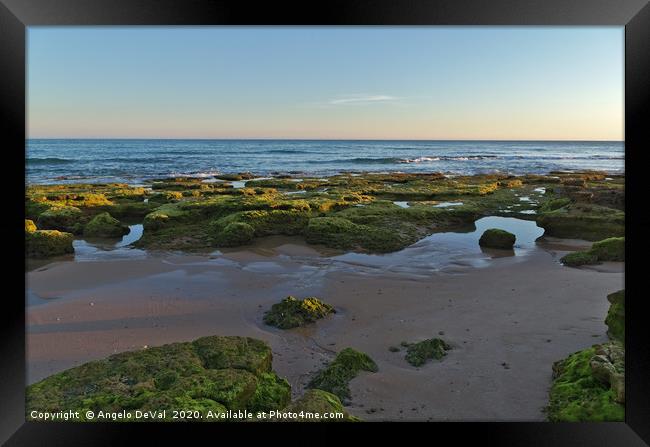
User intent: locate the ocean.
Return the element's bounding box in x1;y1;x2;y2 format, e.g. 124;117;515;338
26;139;625;185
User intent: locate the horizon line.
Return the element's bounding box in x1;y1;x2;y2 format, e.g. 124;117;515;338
26;137;625;143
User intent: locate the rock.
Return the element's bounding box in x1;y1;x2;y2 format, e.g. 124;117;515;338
36;205;83;233
26;230;74;258
263;296;335;329
213;221;255;247
605;290;624;341
26;335;290;420
590;341;625;404
546;342;624;421
560;251;599;267
590;237;624;262
279;389;359;421
478;228;516;249
84;212;130;238
307;348;378;400
560;237;624;267
405;338;451;367
25;219;37;234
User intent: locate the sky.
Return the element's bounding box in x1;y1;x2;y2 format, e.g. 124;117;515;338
27;27;624;140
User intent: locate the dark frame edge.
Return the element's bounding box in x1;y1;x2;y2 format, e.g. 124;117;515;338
0;0;648;445
0;0;26;445
625;1;650;445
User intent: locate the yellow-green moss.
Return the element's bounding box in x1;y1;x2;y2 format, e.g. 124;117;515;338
26;230;74;258
263;296;335;329
546;342;624;422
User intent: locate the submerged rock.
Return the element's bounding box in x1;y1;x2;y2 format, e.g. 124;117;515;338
307;348;378;400
478;228;516;249
84;212;130;238
547;341;624;421
26;335;290;420
26;229;74;258
605;290;624;341
404;338;451;367
263;296;335;329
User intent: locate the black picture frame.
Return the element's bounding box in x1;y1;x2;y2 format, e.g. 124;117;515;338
2;0;648;444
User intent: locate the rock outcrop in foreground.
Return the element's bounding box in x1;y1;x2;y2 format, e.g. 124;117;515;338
27;336;356;422
546;289;625;421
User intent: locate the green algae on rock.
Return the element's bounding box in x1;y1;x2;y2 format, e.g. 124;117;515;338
84;212;130;238
263;296;335;329
26;230;74;258
25;219;37;234
560;237;625;267
36;205;84;233
212;221;255;247
535;203;624;241
26;336;290;420
590;237;624;261
307;348;378;401
605;290;624;341
546;341;624;421
478;228;516;249
278;389;360;422
404;338;451;367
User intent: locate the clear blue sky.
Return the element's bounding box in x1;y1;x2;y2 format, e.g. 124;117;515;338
27;27;624;140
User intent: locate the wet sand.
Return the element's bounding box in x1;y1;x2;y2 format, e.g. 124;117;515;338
26;223;623;421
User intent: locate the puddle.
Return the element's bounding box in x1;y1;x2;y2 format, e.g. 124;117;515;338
72;224;146;261
434;201;464;208
519;196;532;202
285;190;307;195
519;210;537;215
143;198;149;203
231;180;247;189
328;216;546;276
393;201;410;208
533;187;546;194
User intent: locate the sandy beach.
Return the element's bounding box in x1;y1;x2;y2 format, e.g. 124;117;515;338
26;229;623;421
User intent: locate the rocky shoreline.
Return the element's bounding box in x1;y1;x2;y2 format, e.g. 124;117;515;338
25;170;625;421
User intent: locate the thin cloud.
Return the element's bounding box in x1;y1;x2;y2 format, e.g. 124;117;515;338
328;94;399;105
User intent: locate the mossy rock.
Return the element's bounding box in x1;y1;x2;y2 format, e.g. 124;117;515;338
84;212;130;238
546;342;624;421
192;336;272;375
26;230;74;258
405;338;451;367
263;296;335;329
560;251;599;267
25;219;37;234
279;389;360;422
478;228;516;249
248;372;292;412
539;197;571;213
590;237;624;262
26;335;289;420
307;348;378;401
36;205;83;232
213;222;255;247
304;216;406;253
535;204;624;241
605;290;624;341
560;237;624;267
